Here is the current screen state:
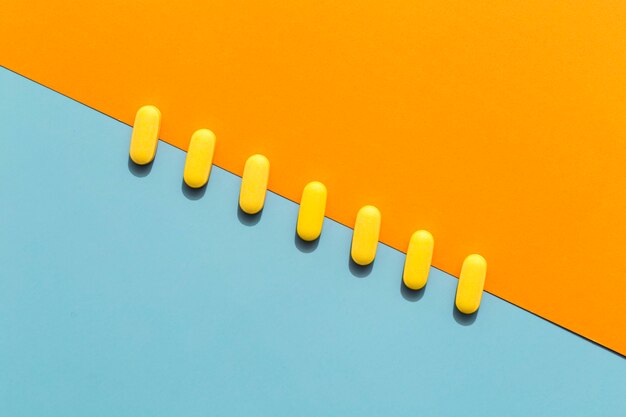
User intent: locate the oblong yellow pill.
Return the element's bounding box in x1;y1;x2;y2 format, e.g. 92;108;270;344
129;105;161;165
351;205;381;266
455;254;487;314
403;230;434;290
297;181;327;241
239;154;270;214
183;129;216;188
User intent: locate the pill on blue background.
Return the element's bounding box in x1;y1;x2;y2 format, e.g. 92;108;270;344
455;254;487;314
129;105;161;165
351;205;381;266
183;129;216;188
239;154;270;214
297;181;327;241
403;230;434;290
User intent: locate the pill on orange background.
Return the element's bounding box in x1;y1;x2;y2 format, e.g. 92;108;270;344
297;181;327;241
129;105;161;165
183;129;216;188
351;205;381;266
403;230;434;290
239;154;270;214
455;254;487;314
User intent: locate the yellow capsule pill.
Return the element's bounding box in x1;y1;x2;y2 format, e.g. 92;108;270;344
183;129;216;188
455;254;487;314
239;154;270;214
129;105;161;165
297;181;327;241
351;205;381;266
403;230;434;290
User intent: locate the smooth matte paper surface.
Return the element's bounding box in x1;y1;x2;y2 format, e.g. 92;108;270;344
2;0;626;354
1;68;624;416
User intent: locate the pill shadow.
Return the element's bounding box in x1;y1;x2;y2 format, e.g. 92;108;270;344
181;180;207;200
400;280;426;302
237;203;263;226
127;156;153;177
452;300;479;326
348;255;374;278
294;231;320;253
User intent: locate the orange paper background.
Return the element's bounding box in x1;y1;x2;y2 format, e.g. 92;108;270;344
2;0;625;354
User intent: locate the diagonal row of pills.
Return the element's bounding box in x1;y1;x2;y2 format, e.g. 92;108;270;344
129;105;487;315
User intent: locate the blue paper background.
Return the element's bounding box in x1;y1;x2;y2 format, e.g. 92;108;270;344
1;67;624;416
